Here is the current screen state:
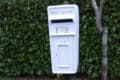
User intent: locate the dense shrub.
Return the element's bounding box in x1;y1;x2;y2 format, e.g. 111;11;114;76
0;0;119;79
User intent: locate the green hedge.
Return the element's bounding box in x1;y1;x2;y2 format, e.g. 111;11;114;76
0;0;120;79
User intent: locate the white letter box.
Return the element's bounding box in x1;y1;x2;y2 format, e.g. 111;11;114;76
47;4;79;74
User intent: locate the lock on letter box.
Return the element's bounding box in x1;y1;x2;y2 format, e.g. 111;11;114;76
47;4;79;74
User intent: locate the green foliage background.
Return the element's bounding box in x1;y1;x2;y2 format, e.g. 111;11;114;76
0;0;119;79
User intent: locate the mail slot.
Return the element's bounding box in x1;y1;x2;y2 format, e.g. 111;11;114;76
51;19;73;23
47;4;79;74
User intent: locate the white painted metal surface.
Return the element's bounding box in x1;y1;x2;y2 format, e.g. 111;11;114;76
47;4;79;74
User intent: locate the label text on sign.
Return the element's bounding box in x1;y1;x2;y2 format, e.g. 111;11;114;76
56;26;69;33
